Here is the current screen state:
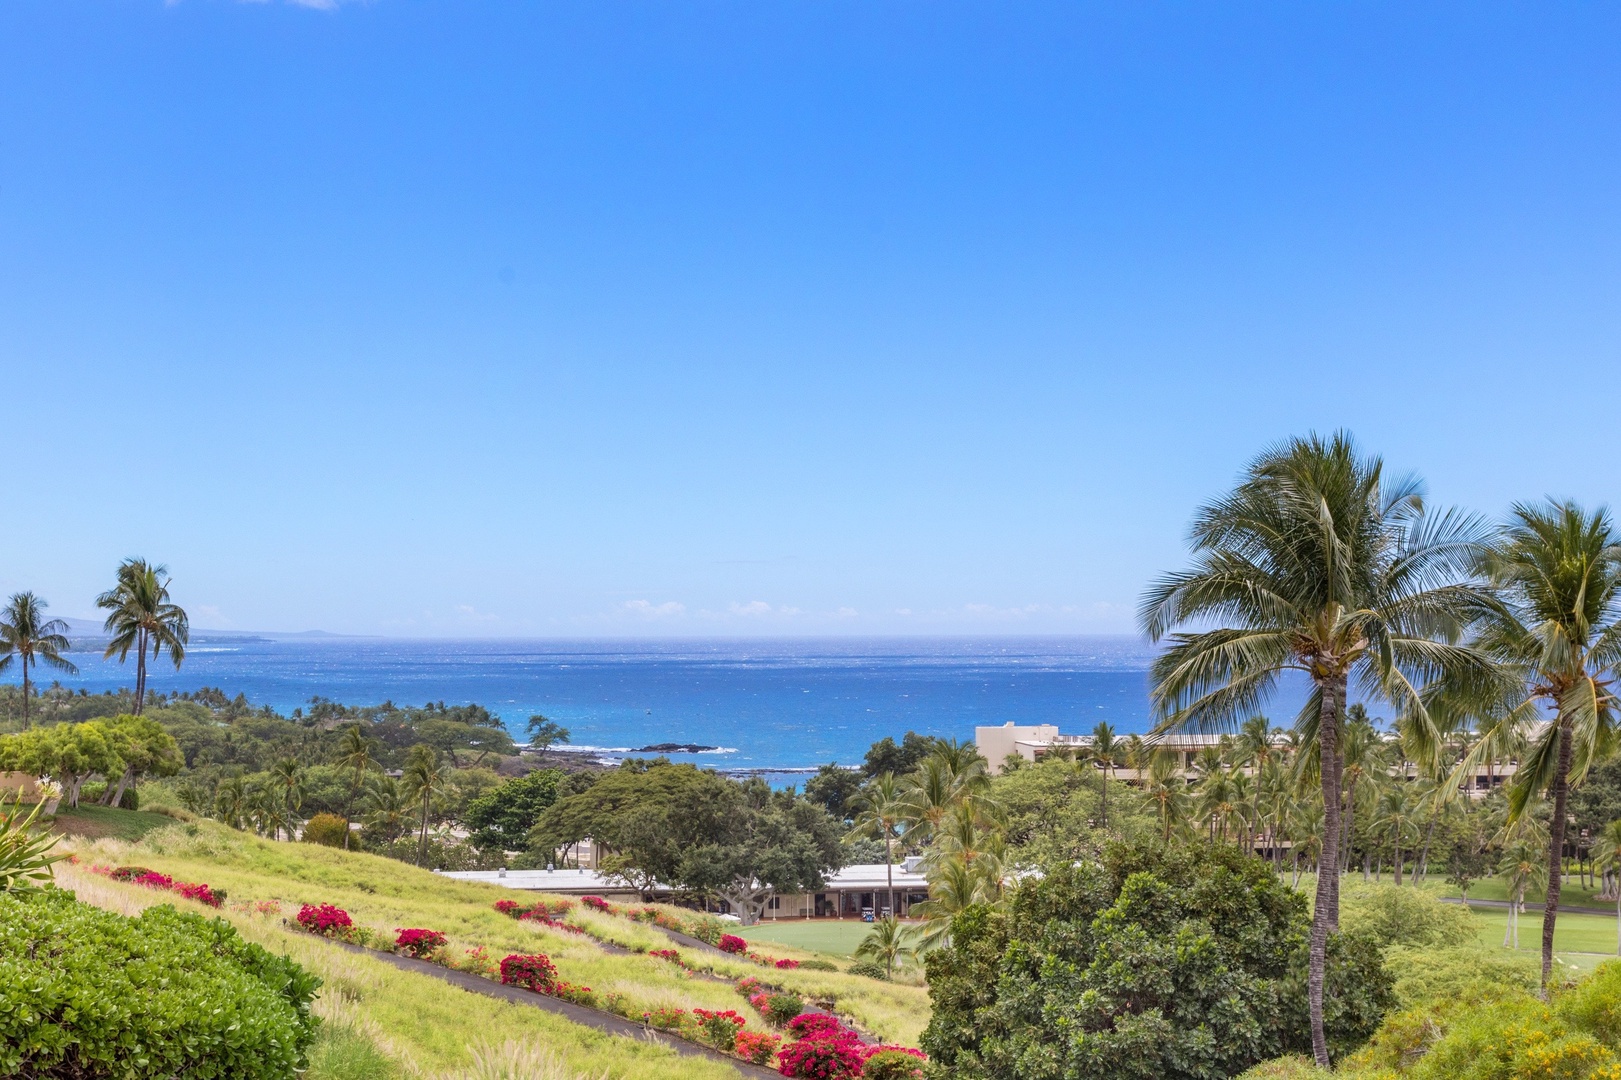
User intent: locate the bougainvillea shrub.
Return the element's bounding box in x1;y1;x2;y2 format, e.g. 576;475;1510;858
295;903;353;937
580;895;612;912
693;1008;747;1052
394;928;447;958
498;953;559;994
734;1030;784;1066
719;933;748;954
493;899;521;917
775;958;801;970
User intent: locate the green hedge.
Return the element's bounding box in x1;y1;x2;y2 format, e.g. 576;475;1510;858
0;888;319;1079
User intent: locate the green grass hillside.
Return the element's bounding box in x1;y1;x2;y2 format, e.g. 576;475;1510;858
57;817;930;1078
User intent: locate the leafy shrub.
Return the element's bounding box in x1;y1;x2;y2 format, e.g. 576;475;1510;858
693;1008;746;1052
554;981;597;1007
1557;961;1621;1047
765;992;805;1026
797;959;837;971
0;795;62;892
493;899;521;917
736;975;764;995
581;895;611;912
1234;1056;1330;1080
394;928;447;958
1383;944;1537;1008
296;903;354;937
0;888;319;1078
719;933;748;954
302;812;350;848
734;1030;783;1065
1339;882;1477;950
645;1005;690;1033
846;960;889;980
922;841;1394;1080
109;865;155;881
688;914;727;945
498;953;558;994
862;1048;929;1080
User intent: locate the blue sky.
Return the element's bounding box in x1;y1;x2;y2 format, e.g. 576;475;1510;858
1;2;1617;637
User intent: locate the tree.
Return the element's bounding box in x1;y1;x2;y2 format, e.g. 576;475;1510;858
0;593;78;730
863;732;938;779
1078;722;1122;831
0;722;123;808
463;769;562;853
332;724;380;850
361;777;410;843
805;764;865;821
854;915;915;978
920;841;1392;1079
531;761;741;897
1459;501;1621;993
97;714;182;807
401;745;452;867
96;559;189;715
1445;841;1489;909
1139;432;1491;1067
411;718;515;767
525;715;570;751
1143;750;1190;844
847;773;909;916
678;790;844;925
1591;820;1621;954
269;758;305;841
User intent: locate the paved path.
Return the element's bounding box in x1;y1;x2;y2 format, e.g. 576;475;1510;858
1441;896;1619;918
325;939;781;1079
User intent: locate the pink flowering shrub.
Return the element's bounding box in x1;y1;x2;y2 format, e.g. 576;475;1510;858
493;899;522;916
735;1030;784;1066
499;953;559;993
173;881;223;907
778;1014;866;1079
581;895;612;912
296;903;354;937
719;933;748;954
736;975;764;995
394;928;448;958
775;958;801;970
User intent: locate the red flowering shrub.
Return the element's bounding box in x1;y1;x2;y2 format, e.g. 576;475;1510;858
499;953;559;993
736;975;764;995
693;1008;747;1052
395;928;448;958
493;899;521;917
778;1014;866;1079
645;1005;689;1032
133;872;175;889
735;1030;784;1066
648;948;689;969
719;934;748;954
109;866;156;882
788;1014;848;1041
173;881;223;908
296;903;354;937
775;958;801;970
580;895;611;912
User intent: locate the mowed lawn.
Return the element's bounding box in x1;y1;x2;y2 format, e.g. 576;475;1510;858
738;919;894;958
1466;906;1621;972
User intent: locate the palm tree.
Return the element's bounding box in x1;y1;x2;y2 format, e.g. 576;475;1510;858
362;777;410;842
1590;820;1621;954
1371;785;1418;885
899;748;990;845
95;559;188;715
333;724;380;850
214;774;249;829
847;773;909;917
0;593;77;729
402;745;452;866
854;915;915;978
1456;501;1621;992
1143;751;1191;844
1195;765;1243;843
1333;706;1387;874
1079;722;1122;831
269;758;305;840
1498;836;1548;951
1139;432;1494;1068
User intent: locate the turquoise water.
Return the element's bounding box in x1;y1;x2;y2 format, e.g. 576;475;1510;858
51;636;1158;773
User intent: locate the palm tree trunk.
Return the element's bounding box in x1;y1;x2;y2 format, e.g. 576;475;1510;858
1393;831;1403;886
1308;673;1345;1070
134;628;148;714
20;655;29;730
1418;817;1437;880
418;797;431;866
1542;718;1575;994
885;831;895;925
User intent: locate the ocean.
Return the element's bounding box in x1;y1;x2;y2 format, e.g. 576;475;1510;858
51;636;1161;775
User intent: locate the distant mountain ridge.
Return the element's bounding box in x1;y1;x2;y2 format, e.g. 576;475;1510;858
55;617;357;644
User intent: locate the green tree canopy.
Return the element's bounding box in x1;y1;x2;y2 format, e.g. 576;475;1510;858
464;769;563;853
677;783;845;924
921;841;1392;1080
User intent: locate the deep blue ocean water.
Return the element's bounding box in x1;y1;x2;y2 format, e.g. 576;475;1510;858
51;636;1160;774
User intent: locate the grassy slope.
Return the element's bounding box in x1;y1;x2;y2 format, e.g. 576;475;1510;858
59;819;930;1073
49;803;181;842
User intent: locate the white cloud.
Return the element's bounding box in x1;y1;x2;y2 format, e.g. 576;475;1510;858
729;600;774;617
623;599;685;619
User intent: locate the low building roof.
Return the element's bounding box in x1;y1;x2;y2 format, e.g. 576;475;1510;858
441;862;928;895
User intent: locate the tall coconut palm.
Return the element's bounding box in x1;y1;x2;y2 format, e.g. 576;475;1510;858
269;758;305;840
1498;836;1548;951
1590;820;1621;954
1332;711;1389;874
899;749;990;844
1371;785;1418;885
847;773;909;917
854;915;915;978
0;593;77;729
402;745;452;866
1143;750;1191;844
1454;501;1621;991
333;724;380;850
1079;722;1122;831
1140;432;1495;1068
362;777;410;842
95;559;188;715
